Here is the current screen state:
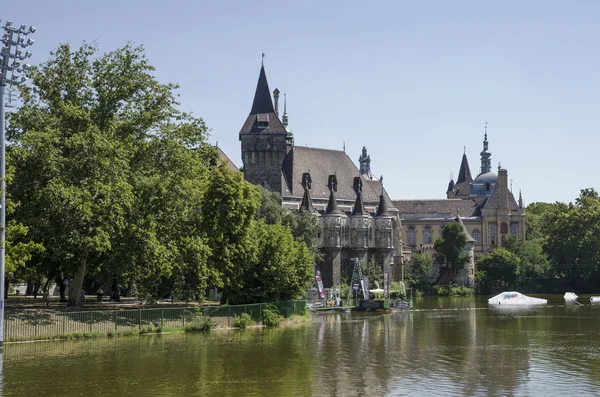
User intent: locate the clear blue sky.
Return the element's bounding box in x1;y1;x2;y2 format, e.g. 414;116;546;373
4;0;599;204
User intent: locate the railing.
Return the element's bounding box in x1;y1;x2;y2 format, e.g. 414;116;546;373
4;300;307;342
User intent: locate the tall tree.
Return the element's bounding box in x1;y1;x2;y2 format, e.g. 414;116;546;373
476;248;521;293
8;43;213;305
434;222;469;278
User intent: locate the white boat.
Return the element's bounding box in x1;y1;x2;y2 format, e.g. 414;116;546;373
488;291;547;306
564;292;578;301
590;297;600;304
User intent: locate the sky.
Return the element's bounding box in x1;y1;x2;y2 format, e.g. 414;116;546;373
3;0;599;205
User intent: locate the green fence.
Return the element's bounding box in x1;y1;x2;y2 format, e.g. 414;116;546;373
4;300;307;342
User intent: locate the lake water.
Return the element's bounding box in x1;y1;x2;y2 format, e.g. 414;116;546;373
2;295;600;396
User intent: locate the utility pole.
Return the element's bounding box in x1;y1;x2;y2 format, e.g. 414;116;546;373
0;19;35;348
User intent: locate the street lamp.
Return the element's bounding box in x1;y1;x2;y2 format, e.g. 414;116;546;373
0;19;35;348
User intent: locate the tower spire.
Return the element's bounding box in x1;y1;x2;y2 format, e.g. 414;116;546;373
282;93;288;127
480;121;492;174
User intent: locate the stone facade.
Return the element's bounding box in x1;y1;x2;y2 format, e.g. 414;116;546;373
238;64;404;288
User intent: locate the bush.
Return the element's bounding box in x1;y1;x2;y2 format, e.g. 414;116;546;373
233;313;252;329
185;316;213;332
262;305;281;327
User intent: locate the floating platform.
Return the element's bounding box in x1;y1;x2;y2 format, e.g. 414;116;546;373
488;291;547;306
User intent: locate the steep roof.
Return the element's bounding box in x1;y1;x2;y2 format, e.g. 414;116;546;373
240;65;287;135
283;146;383;204
455;215;476;243
483;184;520;210
300;188;316;213
325;190;343;215
393;199;481;219
376;191;390;216
456;153;473;184
215;147;239;172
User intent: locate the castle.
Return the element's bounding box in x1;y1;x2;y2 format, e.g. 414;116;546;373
236;63;525;288
239;64;403;288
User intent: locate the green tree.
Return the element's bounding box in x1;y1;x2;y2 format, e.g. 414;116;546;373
476;248;521;293
361;258;383;288
200;165;261;303
434;222;469;278
229;221;313;304
543;189;600;285
409;253;434;283
8;43;213;305
502;235;550;289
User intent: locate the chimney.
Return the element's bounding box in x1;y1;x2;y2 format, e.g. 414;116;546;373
273;88;280;116
498;168;508;209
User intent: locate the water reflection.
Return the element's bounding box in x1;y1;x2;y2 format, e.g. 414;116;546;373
2;297;600;396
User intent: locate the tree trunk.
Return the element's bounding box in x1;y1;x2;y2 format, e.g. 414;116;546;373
56;276;66;302
68;255;88;307
25;281;34;296
33;282;40;299
4;277;9;299
110;282;120;302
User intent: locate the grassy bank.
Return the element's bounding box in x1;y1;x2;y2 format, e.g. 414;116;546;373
6;311;312;343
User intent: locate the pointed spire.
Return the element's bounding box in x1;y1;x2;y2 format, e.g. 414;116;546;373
300;188;315;213
519;189;523;209
352;177;366;215
376;176;389;217
325;175;343;215
447;179;455;194
480;121;492;174
455;214;476;243
249;64;275;115
456;152;473;184
282;93;289;127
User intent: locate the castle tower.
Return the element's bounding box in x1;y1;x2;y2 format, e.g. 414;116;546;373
239;64;288;192
321;175;343;287
480;123;492;175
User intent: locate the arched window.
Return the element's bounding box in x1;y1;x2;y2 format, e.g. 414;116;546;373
489;224;497;245
472;229;481;244
423;226;433;244
407;227;416;247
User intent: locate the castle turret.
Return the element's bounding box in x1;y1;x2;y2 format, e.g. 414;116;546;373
239;63;288;193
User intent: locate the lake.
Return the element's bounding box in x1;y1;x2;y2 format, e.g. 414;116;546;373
2;295;600;396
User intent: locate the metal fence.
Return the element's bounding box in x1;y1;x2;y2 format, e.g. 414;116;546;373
4;300;307;342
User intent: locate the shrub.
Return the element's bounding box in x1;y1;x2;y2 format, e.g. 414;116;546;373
262;305;281;327
185;316;213;332
233;313;252;329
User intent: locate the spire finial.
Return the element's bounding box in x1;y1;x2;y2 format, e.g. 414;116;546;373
485;119;488;139
261;51;265;66
510;179;513;192
343;141;346;152
282;93;289;127
464;145;466;155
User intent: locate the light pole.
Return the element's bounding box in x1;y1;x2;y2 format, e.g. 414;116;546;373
0;20;35;347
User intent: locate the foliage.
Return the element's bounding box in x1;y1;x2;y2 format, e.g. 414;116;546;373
361;258;383;288
233;313;252;329
8;42;213;305
256;187;322;262
434;222;469;276
408;253;433;282
432;284;474;296
476;248;521;293
262;304;281;327
185;317;213;332
542;189;600;284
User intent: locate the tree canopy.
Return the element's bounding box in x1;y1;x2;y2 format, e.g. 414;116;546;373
7;42;314;305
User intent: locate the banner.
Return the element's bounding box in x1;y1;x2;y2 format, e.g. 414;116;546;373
362;276;370;301
352;259;361;291
383;272;389;299
315;270;324;299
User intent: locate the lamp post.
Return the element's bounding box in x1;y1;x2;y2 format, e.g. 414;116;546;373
0;20;35;347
